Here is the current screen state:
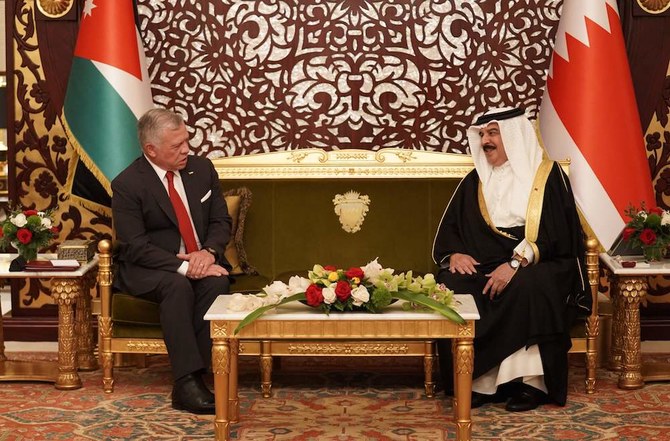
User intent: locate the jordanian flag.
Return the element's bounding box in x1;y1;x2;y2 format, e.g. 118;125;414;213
64;0;153;207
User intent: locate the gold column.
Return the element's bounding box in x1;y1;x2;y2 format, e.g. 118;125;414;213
51;278;82;390
212;336;231;441
616;276;647;389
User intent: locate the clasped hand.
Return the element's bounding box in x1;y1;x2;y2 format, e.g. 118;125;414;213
449;253;515;300
177;249;229;279
483;263;515;300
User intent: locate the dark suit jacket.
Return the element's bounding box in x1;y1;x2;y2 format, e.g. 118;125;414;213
111;155;232;295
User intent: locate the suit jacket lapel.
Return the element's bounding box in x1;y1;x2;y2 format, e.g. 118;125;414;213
181;163;205;243
140;157;178;226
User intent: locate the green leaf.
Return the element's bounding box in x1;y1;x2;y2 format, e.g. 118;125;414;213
234;293;306;335
393;290;466;325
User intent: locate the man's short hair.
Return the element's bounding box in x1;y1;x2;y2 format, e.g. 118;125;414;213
138;108;184;149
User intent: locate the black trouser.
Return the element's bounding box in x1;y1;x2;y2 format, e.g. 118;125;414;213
140;273;230;380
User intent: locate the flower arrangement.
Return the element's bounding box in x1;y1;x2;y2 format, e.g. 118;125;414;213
0;207;59;262
229;258;464;334
623;203;670;261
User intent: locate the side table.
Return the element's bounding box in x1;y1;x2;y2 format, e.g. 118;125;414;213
600;253;670;389
0;254;99;389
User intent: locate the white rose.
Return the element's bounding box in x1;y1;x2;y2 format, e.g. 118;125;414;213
262;281;290;299
662;211;670;226
287;276;312;295
351;285;370;306
322;286;337;304
11;214;27;227
41;217;52;228
639;211;648;220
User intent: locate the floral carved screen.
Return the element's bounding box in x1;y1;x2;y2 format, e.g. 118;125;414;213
139;0;561;157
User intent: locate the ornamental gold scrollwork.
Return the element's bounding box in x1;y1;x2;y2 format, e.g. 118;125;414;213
126;341;167;351
287;343;409;354
211;322;230;337
457;323;474;337
637;0;670;13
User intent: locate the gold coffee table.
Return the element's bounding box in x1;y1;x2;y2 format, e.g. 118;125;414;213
0;254;99;389
205;294;479;441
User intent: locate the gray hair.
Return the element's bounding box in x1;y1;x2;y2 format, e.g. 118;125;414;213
137;108;185;150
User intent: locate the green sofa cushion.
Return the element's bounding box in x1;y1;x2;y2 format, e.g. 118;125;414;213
112;293;161;326
112;323;164;339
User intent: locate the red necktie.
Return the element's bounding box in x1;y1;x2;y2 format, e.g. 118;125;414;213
165;171;199;253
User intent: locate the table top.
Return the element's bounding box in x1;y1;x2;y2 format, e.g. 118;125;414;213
600;252;670;275
205;294;479;322
0;254;99;278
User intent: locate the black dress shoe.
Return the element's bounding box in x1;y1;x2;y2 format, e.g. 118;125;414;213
172;372;216;414
505;384;547;412
470;391;507;408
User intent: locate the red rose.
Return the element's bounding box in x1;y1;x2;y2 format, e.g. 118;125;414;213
0;228;3;239
16;228;33;244
305;284;324;307
345;267;364;280
50;226;60;234
334;280;352;302
622;228;636;241
649;207;664;215
639;228;657;245
23;209;38;216
323;265;337;272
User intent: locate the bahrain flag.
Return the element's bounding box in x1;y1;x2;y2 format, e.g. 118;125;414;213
539;0;655;251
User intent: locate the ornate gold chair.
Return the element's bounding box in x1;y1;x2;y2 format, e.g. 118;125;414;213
96;187;267;392
567;236;601;393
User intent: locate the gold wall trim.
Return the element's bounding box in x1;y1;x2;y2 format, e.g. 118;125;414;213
213;148;571;182
212;148;476;180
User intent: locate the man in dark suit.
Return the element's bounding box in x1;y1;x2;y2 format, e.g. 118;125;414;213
112;108;232;414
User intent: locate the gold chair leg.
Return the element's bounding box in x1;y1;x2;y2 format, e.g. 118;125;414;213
424;341;435;398
98;316;114;393
260;340;272;398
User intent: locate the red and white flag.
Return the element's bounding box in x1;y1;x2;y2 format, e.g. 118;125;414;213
539;0;654;251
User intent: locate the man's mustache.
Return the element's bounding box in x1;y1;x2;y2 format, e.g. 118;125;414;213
483;143;497;152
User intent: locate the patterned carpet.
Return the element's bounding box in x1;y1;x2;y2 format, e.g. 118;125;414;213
1;353;670;440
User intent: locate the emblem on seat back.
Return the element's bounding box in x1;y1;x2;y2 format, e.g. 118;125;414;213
333;191;371;234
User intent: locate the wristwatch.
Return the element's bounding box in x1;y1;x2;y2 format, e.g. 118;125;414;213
508;255;522;269
203;247;218;260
